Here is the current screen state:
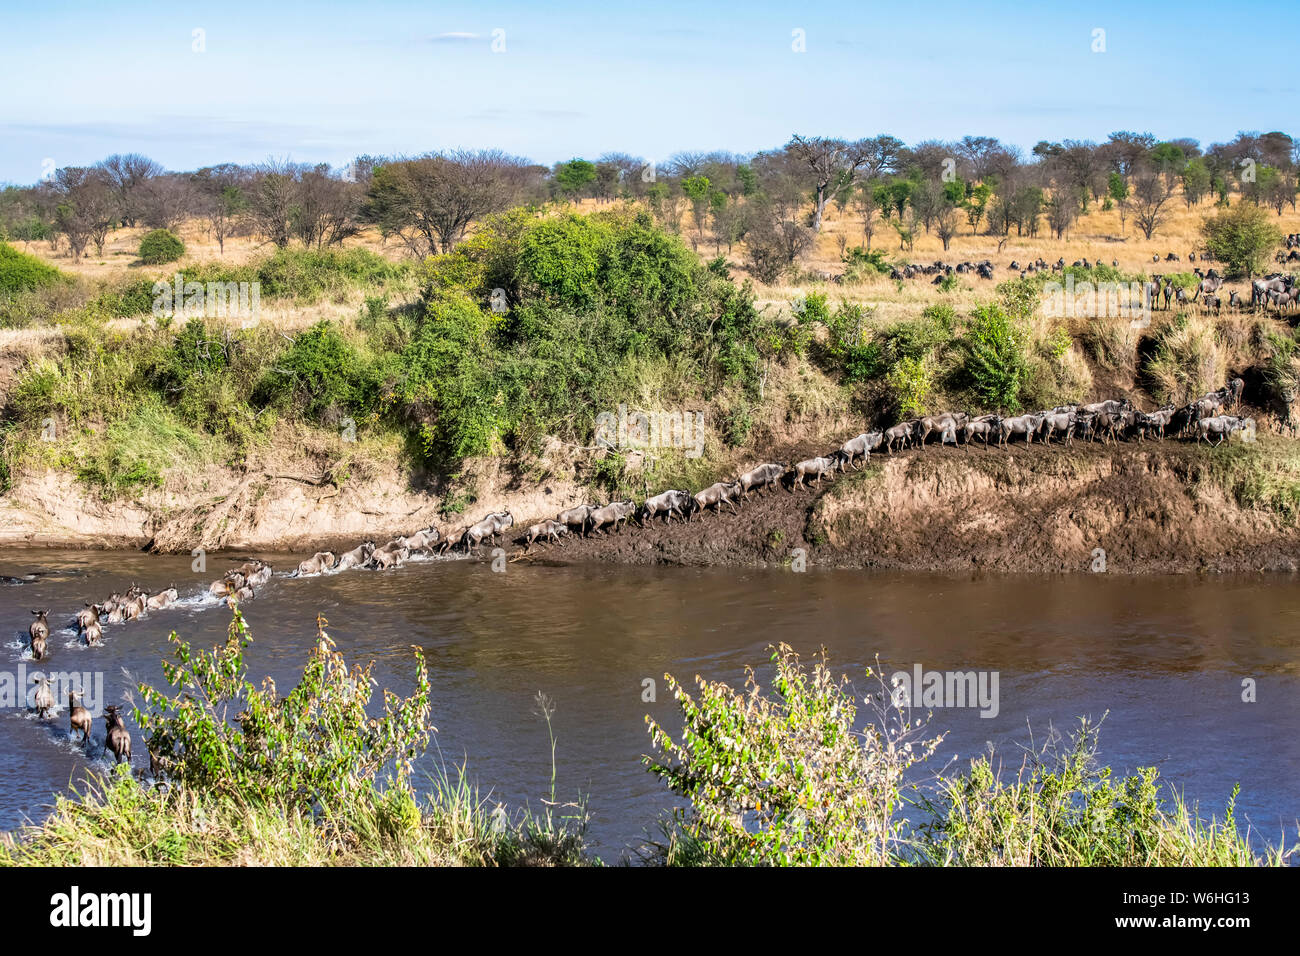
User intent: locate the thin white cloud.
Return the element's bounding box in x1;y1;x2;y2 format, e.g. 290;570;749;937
429;32;480;42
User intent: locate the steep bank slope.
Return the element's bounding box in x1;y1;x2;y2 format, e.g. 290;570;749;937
533;441;1300;574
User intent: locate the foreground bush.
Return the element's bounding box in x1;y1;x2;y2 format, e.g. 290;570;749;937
646;645;1289;866
137;229;185;265
137;610;431;808
0;240;64;294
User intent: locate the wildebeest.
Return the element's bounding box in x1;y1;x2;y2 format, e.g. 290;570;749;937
82;616;104;647
405;527;440;553
336;541;376;569
104;705;132;765
147;586;178;610
790;457;837;489
997;413;1044;447
883;421;916;453
75;603;101;633
245;562;273;587
692;481;743;515
1227;377;1244;409
68;691;92;744
638;489;696;524
836;433;880;470
370;543;410;569
29;610;49;661
738;462;788;495
522;519;569;549
459;514;507;551
962;415;1000;448
586;500;637;534
297;551;337;576
1197;415;1253;446
1134;406;1175;440
225;584;255;604
557;504;597;536
1037;411;1077;445
33;676;55;719
916;412;969;445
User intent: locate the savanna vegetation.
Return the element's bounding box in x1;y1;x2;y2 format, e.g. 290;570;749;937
0;627;1283;867
1;129;1298;521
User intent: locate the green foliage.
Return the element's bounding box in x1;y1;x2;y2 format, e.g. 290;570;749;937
962;303;1028;411
254;321;381;421
137;229;185;265
136;611;433;809
553;158;597;196
886;355;932;416
1201;202;1283;278
645;645;943;866
0;241;65;294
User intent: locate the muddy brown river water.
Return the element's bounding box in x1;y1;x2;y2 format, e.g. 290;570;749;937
1;548;1297;861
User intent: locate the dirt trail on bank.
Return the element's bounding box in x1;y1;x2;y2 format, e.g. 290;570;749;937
519;441;1300;575
3;433;1297;575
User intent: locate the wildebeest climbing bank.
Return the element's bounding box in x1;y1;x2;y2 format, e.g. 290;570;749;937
1;0;1298;895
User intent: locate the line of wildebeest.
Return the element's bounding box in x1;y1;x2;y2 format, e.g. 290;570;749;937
887;251;1298;315
8;372;1268;767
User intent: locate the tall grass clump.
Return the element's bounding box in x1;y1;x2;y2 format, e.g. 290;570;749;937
1142;312;1221;404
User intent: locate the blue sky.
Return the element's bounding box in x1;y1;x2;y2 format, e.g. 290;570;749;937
1;0;1295;184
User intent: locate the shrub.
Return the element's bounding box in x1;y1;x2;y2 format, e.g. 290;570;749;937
0;241;64;294
1201;203;1283;279
137;229;185;265
645;644;944;866
136;610;432;809
886;355;931;416
254;321;379;420
962;304;1027;410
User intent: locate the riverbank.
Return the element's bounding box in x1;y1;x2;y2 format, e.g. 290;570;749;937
5;436;1297;575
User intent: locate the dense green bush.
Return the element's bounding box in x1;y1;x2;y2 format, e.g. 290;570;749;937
254;320;381;420
137;229;185;265
962;304;1028;411
137;610;432;809
0;241;64;294
1201;203;1282;278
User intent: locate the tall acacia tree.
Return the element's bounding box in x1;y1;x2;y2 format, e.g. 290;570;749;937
785;135;873;233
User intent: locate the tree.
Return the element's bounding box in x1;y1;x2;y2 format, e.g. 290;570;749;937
964;182;992;234
249;161;297;248
1200;203;1282;279
1131;168;1173;239
364;150;532;257
1182;158;1212;208
785;135;872;232
1108;172;1129;235
47;166;115;259
553;158;597;198
935;204;960;251
97;153;163;227
194;164;248;254
852;184;880;249
680;175;713;248
293;164;362;248
1047;190;1078;239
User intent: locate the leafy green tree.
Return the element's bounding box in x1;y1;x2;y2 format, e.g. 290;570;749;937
1200;203;1283;278
553;158;597;197
1108;172;1129;234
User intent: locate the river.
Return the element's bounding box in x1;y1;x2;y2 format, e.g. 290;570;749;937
1;548;1297;861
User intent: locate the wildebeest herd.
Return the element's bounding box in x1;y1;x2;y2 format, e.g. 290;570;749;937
4;370;1268;770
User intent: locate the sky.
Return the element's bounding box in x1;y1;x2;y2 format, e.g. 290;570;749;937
1;0;1296;184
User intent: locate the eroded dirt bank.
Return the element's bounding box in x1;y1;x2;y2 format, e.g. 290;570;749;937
2;439;1297;575
525;443;1300;575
